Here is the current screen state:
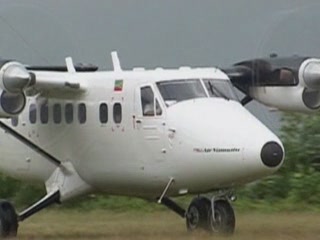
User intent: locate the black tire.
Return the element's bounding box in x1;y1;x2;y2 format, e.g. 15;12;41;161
207;200;235;235
186;197;211;231
0;200;18;238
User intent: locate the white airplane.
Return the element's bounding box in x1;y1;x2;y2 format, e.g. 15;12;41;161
0;52;317;238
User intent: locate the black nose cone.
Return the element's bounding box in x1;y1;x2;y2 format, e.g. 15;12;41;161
261;142;284;167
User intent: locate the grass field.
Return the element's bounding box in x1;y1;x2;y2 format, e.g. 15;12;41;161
16;210;320;240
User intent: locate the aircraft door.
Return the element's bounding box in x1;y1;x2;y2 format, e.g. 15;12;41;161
134;85;166;168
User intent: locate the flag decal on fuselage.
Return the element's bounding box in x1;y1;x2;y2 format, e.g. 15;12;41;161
114;80;124;91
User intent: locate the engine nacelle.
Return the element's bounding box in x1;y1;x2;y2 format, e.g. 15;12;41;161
0;60;31;117
0;90;26;117
0;61;33;93
249;84;320;113
224;56;320;113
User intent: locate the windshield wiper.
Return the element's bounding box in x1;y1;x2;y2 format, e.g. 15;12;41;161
208;81;229;100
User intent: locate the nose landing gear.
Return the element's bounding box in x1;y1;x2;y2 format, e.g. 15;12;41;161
186;197;210;231
161;193;236;235
186;196;235;234
207;199;235;234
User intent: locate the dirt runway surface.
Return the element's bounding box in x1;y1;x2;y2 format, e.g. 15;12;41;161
18;210;320;240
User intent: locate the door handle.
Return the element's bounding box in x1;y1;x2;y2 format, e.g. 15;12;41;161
136;119;142;124
168;128;176;133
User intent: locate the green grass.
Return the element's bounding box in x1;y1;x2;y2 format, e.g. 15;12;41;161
17;210;320;240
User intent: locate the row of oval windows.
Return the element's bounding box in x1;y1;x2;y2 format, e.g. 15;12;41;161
12;103;122;126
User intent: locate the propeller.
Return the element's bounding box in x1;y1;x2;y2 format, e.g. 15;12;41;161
222;56;311;104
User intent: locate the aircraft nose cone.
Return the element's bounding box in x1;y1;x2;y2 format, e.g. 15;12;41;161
260;142;284;168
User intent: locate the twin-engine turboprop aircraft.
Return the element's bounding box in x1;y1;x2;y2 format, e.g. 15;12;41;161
0;52;316;238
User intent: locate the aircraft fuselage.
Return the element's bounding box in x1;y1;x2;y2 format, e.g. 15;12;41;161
0;67;283;199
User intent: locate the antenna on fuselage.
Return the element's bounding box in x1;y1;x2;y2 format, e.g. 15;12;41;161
65;57;76;73
111;51;122;71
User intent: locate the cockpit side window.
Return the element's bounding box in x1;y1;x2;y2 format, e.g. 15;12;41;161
140;86;162;117
155;99;162;116
141;86;155;116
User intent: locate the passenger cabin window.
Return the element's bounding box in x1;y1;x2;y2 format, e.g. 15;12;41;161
113;103;122;124
78;103;86;124
40;103;49;124
11;117;18;127
140;86;162;116
65;103;74;124
29;104;37;124
99;103;108;123
53;104;62;124
157;79;207;106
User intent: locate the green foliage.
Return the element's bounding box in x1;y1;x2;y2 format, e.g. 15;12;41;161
61;194;166;212
0;175;44;209
280;113;320;172
236;112;320;210
0;175;21;199
13;184;44;208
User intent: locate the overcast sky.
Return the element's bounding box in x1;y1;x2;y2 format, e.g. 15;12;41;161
0;0;319;131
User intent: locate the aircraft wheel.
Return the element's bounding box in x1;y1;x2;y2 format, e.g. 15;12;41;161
207;200;235;235
186;197;210;231
0;200;18;238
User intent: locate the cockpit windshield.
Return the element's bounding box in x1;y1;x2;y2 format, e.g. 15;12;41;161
203;79;238;101
157;79;207;106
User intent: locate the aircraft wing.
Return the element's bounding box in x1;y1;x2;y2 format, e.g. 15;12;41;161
27;57;99;93
0;57;98;118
